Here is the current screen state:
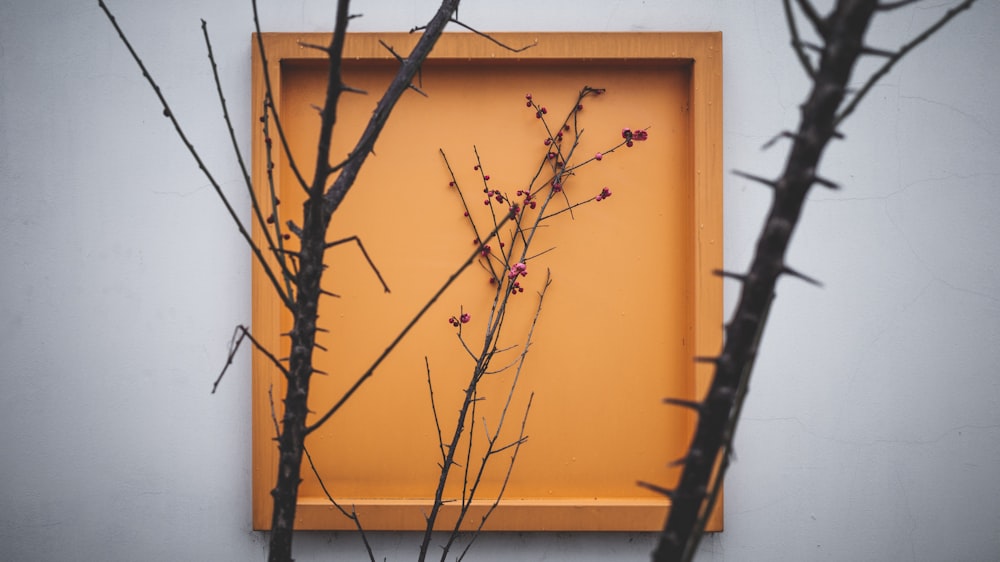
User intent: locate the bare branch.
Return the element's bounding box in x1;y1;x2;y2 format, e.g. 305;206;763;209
440;18;537;53
783;0;816;78
212;325;288;394
425;357;448;463
302;445;377;562
201;20;296;300
836;0;978;126
325;235;391;293
251;0;310;192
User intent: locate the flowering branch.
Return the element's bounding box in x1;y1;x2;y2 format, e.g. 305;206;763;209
416;89;646;559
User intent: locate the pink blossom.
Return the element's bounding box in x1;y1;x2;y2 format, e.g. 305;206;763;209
460;313;471;324
508;262;528;280
594;152;603;161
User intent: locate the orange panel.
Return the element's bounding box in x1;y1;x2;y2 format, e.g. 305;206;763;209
251;32;722;532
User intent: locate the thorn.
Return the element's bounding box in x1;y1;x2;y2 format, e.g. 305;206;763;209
712;269;748;282
731;169;778;189
811;175;840;190
636;480;675;499
314;343;329;352
761;131;801;150
378;39;404;62
298;41;332;54
861;45;896;58
663;397;704;412
320;289;341;298
407;83;429;98
795;40;824;54
341;83;368;95
693;355;719;364
313;369;328;376
781;265;824;287
668;447;707;468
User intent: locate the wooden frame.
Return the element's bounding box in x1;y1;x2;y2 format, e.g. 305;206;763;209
251;32;722;532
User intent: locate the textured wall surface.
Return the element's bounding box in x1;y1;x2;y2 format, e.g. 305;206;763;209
1;1;998;560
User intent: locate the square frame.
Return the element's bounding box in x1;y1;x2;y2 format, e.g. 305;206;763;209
251;32;723;532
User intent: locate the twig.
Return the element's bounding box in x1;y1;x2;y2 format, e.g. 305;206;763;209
250;1;310;193
201;20;296;300
455;394;534;562
213;325;287;393
325;235;391;293
443;18;537;53
302;445;377;562
783;0;816;78
425;357;448;463
835;0;978;126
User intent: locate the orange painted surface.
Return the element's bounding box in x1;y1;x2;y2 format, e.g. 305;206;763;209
252;32;722;532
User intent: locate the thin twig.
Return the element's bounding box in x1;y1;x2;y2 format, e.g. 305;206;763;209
455;393;533;562
425;357;448;463
783;0;817;78
445;19;537;52
325;235;391;293
212;325;288;394
201;20;296;300
835;0;978;126
251;0;310;192
302;445;377;562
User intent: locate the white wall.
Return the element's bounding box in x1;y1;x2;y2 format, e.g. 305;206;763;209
2;1;998;560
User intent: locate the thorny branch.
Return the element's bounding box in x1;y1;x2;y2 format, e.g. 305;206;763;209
251;0;310;192
651;1;978;561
